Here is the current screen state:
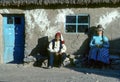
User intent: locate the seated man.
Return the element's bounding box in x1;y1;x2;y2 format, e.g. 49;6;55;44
48;32;67;68
88;24;110;69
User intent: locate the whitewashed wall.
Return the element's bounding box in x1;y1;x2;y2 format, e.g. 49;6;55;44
23;8;120;55
0;7;120;61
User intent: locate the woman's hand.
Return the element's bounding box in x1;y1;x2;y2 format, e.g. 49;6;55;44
96;44;103;48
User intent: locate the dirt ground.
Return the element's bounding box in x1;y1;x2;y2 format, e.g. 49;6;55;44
0;64;120;82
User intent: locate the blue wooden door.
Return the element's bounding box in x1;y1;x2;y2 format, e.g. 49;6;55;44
3;15;25;63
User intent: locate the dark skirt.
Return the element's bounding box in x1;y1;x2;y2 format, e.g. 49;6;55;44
88;47;109;64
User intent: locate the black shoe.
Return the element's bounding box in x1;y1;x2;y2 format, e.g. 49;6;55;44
58;64;64;68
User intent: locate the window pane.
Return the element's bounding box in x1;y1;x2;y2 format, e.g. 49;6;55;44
66;25;76;33
66;16;76;23
78;25;88;32
15;17;21;24
78;16;89;23
7;17;13;24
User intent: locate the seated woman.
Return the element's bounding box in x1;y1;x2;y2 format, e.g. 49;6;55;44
88;24;110;68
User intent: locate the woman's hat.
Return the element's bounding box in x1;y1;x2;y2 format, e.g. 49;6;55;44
96;24;104;31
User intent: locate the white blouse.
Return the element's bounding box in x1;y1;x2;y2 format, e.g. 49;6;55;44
48;40;67;53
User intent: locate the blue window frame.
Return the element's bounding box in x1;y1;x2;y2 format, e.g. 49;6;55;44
7;17;14;24
65;14;90;33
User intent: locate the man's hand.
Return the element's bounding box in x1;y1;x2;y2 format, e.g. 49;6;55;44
55;52;62;55
58;52;62;55
55;52;59;55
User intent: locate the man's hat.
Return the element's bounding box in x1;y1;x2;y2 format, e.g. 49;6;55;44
55;31;65;44
55;32;61;37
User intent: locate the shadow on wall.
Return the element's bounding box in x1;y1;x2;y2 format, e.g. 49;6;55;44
74;26;120;56
73;26;97;56
28;36;49;67
8;36;49;64
29;36;49;57
109;38;120;55
68;26;120;79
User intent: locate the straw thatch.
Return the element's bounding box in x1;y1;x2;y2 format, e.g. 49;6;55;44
0;0;120;7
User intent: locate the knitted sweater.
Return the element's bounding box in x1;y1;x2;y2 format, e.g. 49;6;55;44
90;35;109;48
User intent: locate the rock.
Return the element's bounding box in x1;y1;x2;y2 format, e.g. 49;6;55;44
110;55;120;60
41;59;48;67
75;54;82;59
96;80;99;82
69;54;75;59
24;56;36;63
23;62;35;67
63;60;71;66
110;55;120;70
63;58;71;66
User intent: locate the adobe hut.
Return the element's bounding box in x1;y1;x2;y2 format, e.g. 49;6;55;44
0;0;120;63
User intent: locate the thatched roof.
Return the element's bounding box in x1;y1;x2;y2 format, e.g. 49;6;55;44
0;0;120;7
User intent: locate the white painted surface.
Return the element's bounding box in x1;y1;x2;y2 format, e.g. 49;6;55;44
0;9;9;13
45;26;59;37
96;10;120;29
24;9;50;38
55;9;74;24
24;9;60;38
24;9;74;38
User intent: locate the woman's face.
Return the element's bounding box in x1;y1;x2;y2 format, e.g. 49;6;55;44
97;30;103;35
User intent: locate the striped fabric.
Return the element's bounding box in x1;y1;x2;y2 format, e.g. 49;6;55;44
89;47;109;64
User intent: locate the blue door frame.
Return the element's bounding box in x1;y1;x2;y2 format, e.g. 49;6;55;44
3;14;25;64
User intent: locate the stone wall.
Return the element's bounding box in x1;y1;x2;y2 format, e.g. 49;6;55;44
0;7;120;63
24;8;120;55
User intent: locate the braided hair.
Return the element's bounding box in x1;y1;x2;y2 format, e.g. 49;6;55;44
97;24;105;44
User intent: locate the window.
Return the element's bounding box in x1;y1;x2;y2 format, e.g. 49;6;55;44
7;17;22;24
15;17;21;24
65;14;90;33
7;17;14;24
